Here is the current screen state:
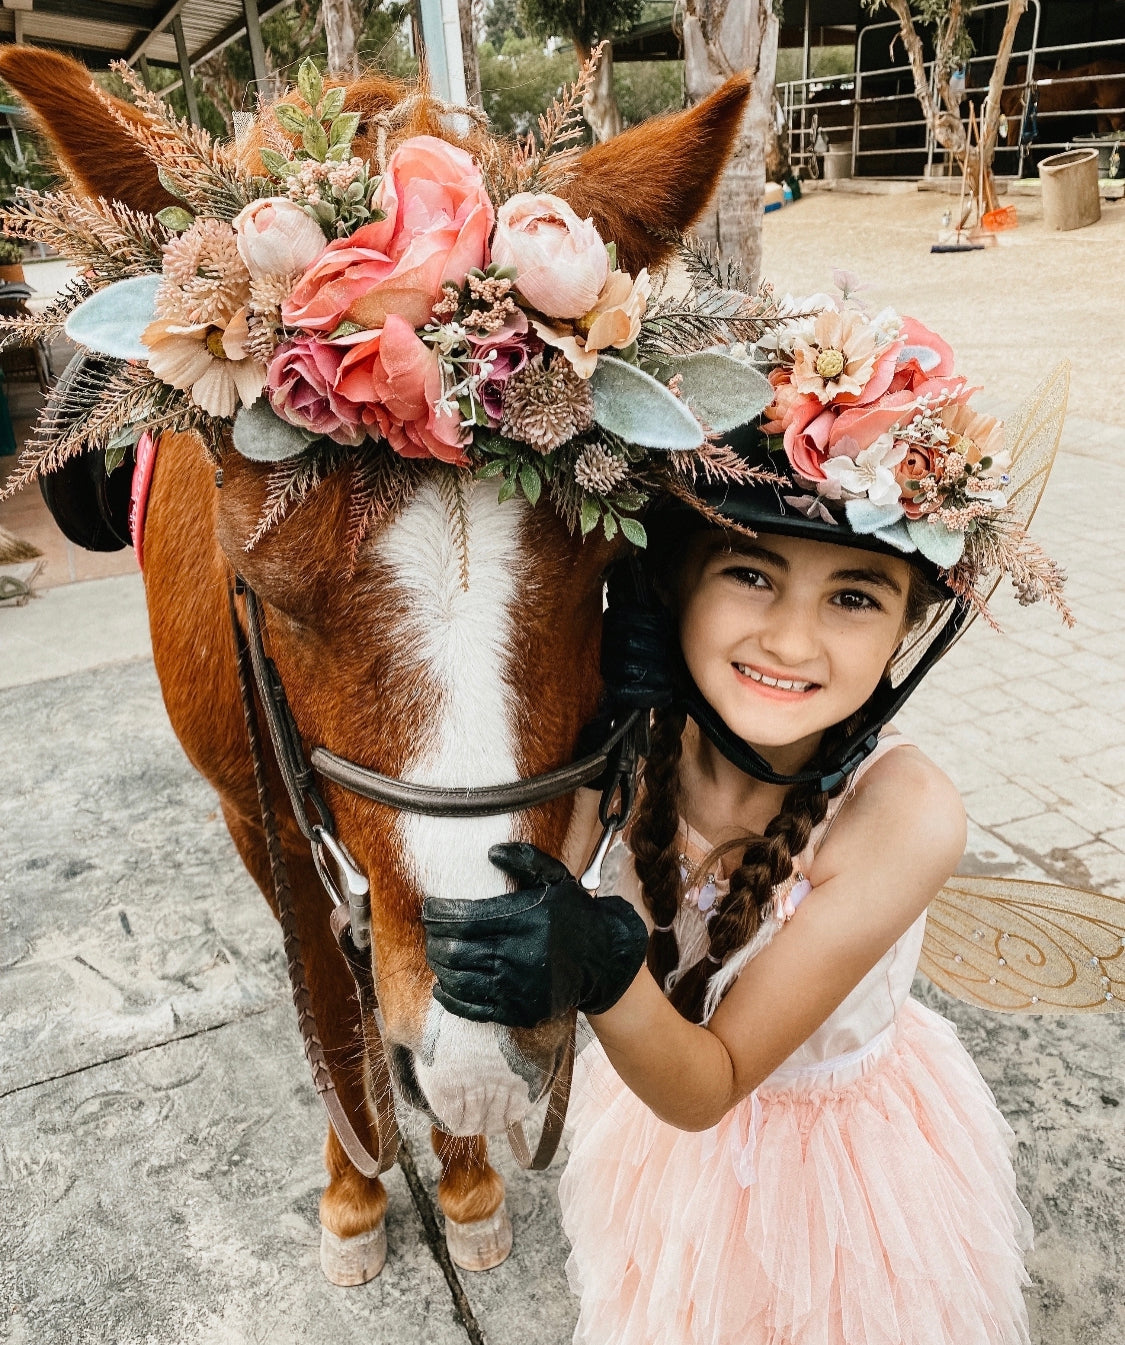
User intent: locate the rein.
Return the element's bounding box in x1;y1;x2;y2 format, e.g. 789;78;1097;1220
228;577;642;1176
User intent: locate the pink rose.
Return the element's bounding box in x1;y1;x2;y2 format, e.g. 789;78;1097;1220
762;368;801;434
782;396;837;481
233;197;328;280
491;193;608;320
828;389;918;455
282;135;493;333
267;336;366;446
335;314;469;465
467;311;536;424
889;316;956;394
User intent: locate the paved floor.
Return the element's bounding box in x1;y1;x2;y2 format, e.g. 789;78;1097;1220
2;189;1124;1344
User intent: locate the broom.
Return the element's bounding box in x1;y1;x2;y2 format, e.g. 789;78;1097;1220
0;523;40;564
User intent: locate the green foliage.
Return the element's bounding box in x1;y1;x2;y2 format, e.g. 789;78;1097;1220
862;0;975;71
614;60;682;126
775;45;855;82
483;0;527;46
478;37;581;139
519;0;644;47
0;236;22;265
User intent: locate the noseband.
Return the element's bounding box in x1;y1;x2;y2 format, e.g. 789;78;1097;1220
229;578;643;1178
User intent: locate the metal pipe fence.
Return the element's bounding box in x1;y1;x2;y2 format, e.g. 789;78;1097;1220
778;1;1125;181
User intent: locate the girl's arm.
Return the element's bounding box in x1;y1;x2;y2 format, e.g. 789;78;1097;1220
588;748;966;1132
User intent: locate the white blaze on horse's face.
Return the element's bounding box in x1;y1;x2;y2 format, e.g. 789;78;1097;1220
375;479;541;1134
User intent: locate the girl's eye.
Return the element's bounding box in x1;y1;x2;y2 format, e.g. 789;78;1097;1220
723;566;770;590
833;589;882;612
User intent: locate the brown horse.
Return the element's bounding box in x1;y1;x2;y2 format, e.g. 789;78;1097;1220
0;47;751;1284
1001;60;1125;145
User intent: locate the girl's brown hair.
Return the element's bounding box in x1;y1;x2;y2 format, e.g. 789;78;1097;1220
630;540;943;1024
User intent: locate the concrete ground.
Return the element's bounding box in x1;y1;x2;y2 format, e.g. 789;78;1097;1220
2;188;1124;1344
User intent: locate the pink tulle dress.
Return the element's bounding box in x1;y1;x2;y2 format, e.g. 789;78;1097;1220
559;731;1033;1345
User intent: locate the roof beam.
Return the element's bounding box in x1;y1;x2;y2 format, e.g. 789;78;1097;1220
125;0;190;63
30;0;164;29
180;0;293;71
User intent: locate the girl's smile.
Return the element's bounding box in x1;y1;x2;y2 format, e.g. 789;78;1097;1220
732;661;821;699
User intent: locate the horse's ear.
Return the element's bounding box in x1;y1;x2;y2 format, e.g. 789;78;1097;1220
558;74;752;276
0;46;175;213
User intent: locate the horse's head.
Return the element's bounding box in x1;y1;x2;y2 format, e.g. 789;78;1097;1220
2;48;750;1136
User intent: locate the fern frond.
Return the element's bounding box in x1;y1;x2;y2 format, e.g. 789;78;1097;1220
247;440;346;549
438;468;472;590
345;446;422;572
0;191;168;280
0;277;93;352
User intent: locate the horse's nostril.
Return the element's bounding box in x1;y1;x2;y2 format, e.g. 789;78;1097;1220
390;1044;431;1114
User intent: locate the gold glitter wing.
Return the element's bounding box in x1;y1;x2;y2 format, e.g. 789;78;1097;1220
919;874;1125;1012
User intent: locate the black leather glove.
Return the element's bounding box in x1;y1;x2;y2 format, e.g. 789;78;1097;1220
422;842;649;1029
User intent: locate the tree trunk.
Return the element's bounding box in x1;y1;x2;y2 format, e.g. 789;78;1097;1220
323;0;359;78
576;39;623;143
682;0;779;284
459;0;482;107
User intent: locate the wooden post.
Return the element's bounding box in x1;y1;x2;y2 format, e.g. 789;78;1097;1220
172;16;201;128
241;0;269;92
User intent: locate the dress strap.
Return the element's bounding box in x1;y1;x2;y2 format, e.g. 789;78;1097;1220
799;727;912;868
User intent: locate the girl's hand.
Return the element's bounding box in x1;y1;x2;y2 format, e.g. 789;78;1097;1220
422;843;650;1029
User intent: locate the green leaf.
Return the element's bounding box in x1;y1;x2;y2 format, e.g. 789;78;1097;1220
605;241;617;270
258;147;294;178
329;111;360;147
497;475;517;504
601;511;618;541
905;516;966;567
274;103;308;137
105;440;129;474
649;352;773;433
589;356;704;450
297;57;323;110
579;498;601;535
156;166;188;201
475;459;505;479
156;205;194;232
312;200;336;227
233;396;317;462
518;463;542;505
320;87;347;122
619;516;648;548
302;118;329;161
326;319;364;339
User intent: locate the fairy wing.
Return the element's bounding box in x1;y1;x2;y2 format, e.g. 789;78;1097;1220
919;874;1125;1012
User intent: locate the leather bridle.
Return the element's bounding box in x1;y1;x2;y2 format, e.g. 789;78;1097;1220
228;577;643;1177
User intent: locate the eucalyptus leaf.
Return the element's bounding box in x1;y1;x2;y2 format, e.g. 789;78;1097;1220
258;147;294;178
330;111;361;149
320;88;347;122
274;103;308;137
652;352;772;433
519;463;541;505
579;498;601;535
602;511;618;541
619;516;648;548
590;357;704;451
297;57;323;110
302;119;329;161
104;441;128;474
156;205;194;232
325;144;349;163
64;274;162;360
232;397;316;463
905;516;966;567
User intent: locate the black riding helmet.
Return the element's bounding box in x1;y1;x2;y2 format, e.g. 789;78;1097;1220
600;420;972;793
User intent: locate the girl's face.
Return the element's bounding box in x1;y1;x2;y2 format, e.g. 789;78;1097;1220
677;532;913;770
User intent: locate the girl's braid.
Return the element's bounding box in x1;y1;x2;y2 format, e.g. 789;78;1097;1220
629;704;688;990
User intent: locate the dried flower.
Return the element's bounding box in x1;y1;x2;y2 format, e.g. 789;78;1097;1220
574;441;630;494
157;218;250;327
143;306;266;418
500;354;594;453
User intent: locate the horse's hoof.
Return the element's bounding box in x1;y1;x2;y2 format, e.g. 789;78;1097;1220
444;1199;513;1271
320;1219;387;1286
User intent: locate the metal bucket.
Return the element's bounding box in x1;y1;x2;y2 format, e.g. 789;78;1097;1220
1039;148;1101;232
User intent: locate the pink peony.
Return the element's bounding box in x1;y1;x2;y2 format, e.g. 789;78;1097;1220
467;310;536;424
282;135;493;334
334;314;469;465
233;197;328;280
828;389;918;456
782;396;837;481
267;336;366;446
889;316;956;394
491;193;608;320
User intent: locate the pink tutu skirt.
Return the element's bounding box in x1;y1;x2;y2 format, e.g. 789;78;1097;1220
560;998;1032;1345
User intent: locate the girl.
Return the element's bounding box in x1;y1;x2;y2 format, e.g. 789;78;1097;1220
424;303;1072;1345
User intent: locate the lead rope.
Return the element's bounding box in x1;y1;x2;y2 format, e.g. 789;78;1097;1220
229;585;398;1179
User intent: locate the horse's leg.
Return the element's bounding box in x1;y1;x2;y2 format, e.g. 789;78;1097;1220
431;1129;511;1271
221;802;390;1286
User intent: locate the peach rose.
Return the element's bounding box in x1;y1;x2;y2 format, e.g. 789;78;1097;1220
893;441;943;518
334;314;469;465
491;193;608;320
531;267;650;378
282;135;493;333
233;197;328;280
762;368;801;434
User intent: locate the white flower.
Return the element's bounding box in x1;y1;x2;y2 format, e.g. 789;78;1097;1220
820;434;907;511
233;197;327;281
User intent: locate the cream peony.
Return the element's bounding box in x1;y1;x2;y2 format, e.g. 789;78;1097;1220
532;267;651;379
491;193;608;320
233;197;328;281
